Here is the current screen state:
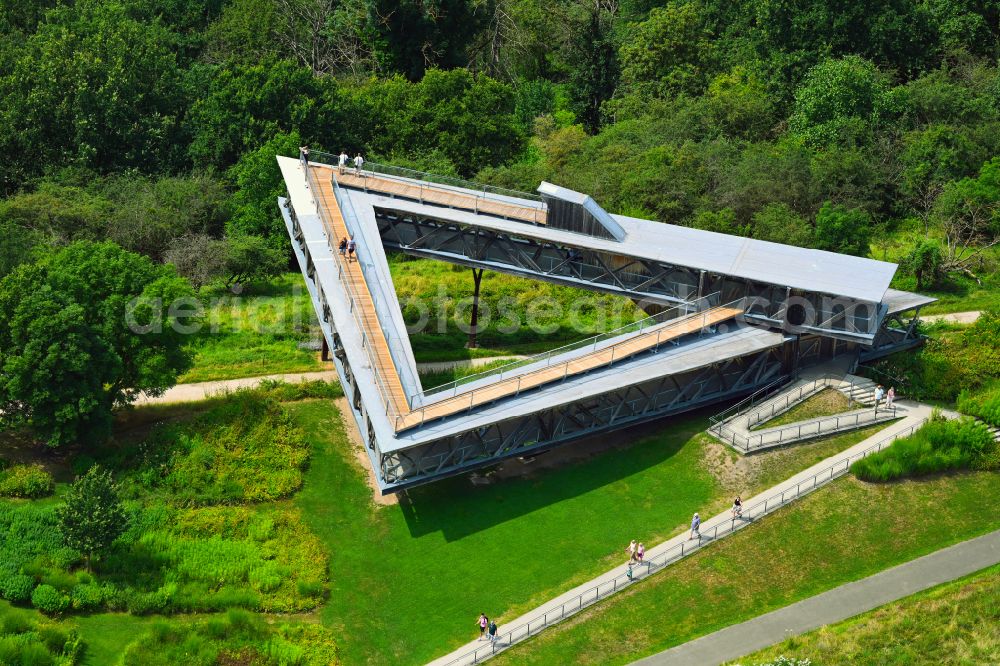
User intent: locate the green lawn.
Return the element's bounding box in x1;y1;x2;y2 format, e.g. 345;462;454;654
179;274;327;383
290;398;889;666
0;392;896;666
732;562;1000;665
387;254;646;363
489;471;1000;665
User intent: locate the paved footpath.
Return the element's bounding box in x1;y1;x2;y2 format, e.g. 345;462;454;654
633;528;1000;666
135;357;522;405
922;310;981;324
135;370;339;405
426;400;939;666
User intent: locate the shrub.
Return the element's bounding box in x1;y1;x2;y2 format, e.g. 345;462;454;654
31;585;69;615
852;416;997;481
256;379;343;401
71;584;105;611
0;572;35;603
0;464;54;498
957;383;1000;427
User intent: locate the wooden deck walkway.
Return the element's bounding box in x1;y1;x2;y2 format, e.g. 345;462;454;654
313;170;742;433
313;178;411;415
332;169;547;224
394;306;743;431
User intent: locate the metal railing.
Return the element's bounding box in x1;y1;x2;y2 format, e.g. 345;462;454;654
301;150;405;420
303;149;547;221
707;376;792;431
396;296;743;431
712;403;898;454
442;416;930;665
414;292;723;402
744;374;864;429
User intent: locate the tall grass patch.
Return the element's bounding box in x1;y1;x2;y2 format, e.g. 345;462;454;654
120;610;339;665
180;274;325;383
957;381;1000;427
107;391;311;505
851;415;998;481
0;501;327;614
0;603;82;665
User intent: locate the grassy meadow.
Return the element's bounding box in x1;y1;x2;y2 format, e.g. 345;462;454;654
179;274;327;384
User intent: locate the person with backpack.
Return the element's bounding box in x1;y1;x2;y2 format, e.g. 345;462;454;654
354;153;365;175
338;237;347;256
732;495;743;519
478;613;488;641
347;236;357;263
690;512;701;540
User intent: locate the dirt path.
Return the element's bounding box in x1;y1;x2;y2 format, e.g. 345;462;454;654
135;371;340;405
921;310;981;324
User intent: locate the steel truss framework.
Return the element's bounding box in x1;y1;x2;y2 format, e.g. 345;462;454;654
860;307;927;362
373;206;882;342
376;345;787;491
280;174;926;492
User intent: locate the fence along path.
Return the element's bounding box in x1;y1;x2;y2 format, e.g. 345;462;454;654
335;170;547;224
427;402;937;666
312;166;742;432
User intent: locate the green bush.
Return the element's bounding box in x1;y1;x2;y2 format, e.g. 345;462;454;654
0;606;83;665
852;416;997;481
120;612;338;666
115;391;311;505
958;383;1000;427
31;584;70;615
256;379;343;401
0;572;35;603
70;584;105;611
868;309;1000;402
0;464;54;498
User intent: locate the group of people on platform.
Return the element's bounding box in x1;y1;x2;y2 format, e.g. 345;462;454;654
337;149;364;175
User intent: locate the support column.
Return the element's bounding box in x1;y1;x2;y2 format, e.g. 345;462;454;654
321;337;330;362
467;268;485;349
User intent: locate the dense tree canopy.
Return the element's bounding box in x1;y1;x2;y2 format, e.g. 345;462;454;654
0;0;998;432
0;242;195;446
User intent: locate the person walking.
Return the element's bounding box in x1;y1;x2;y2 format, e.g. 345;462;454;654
338;150;348;175
338;237;347;256
731;495;743;519
874;384;884;414
626;562;634;581
636;542;645;565
478;613;488;641
488;618;498;644
886;386;896;409
690;512;701;540
347;236;357;263
625;539;637;563
354;153;365;175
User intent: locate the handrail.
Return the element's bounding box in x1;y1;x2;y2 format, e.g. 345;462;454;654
707;376;791;428
744;373;860;430
415;291;723;402
304;149;546;205
397;296;744;430
713;402;898;454
441;416;929;665
301;150;403;419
